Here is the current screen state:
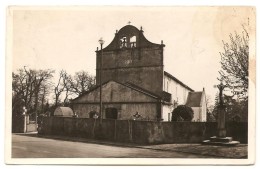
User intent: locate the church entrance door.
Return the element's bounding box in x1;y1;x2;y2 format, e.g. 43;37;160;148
105;108;118;119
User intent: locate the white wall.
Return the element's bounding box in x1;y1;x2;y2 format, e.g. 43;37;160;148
191;106;207;122
200;92;207;121
162;104;174;121
163;76;191;106
191;107;201;122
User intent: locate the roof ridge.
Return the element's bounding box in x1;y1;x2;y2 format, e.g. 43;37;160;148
124;82;159;99
164;71;194;91
72;80;160;102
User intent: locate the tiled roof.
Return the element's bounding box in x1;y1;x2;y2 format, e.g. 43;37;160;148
71;80;160;102
185;92;203;107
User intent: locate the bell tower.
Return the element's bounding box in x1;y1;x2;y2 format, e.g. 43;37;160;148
96;24;165;96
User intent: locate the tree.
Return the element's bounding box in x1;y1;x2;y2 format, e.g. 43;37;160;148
171;105;194;122
12;67;54;122
216;26;249;122
212;92;248;122
68;71;96;97
54;70;67;107
31;69;54;118
207;109;216;122
12;67;36;113
219;27;249;101
205;95;212;107
223;94;248;122
205;95;216;122
60;71;72;105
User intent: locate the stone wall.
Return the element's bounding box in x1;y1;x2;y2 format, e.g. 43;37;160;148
27;123;37;132
12;115;25;133
96;47;164;96
12;115;37;133
73;103;158;120
39;117;248;144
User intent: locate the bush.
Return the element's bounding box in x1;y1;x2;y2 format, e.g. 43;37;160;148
171;105;194;121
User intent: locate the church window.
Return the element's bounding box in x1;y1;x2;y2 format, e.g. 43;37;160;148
166;81;169;92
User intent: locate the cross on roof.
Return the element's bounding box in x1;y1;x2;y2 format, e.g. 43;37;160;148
128;21;131;25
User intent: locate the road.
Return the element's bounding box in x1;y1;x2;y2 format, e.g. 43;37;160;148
12;134;212;158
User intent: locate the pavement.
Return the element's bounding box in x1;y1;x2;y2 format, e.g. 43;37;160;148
12;133;247;158
12;133;210;158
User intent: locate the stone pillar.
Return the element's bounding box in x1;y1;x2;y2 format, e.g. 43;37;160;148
217;83;226;138
22;106;28;133
217;108;226;138
23;114;29;133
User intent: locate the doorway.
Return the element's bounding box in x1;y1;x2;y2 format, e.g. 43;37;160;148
105;108;118;119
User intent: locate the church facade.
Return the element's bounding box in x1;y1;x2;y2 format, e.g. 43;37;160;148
71;24;206;122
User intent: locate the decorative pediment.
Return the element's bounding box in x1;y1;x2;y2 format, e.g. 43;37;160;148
98;25;164;52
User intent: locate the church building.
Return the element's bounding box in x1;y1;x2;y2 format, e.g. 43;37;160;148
71;24;206;122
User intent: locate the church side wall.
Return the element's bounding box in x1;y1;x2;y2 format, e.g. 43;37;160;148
201;95;207;122
162;104;174;121
163;76;191;106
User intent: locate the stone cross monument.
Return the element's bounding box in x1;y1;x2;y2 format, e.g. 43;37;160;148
203;82;240;146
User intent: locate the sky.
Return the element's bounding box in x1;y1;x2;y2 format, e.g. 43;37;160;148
11;6;255;105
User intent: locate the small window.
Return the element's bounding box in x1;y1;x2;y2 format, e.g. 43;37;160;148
167;81;169;92
168;113;171;121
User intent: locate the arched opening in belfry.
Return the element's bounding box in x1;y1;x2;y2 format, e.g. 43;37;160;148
119;36;127;48
130;36;136;48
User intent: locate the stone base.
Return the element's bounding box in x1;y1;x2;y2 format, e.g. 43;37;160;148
202;136;240;146
210;136;232;142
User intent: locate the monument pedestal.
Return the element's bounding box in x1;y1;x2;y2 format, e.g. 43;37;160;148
202;109;240;146
203;136;240;146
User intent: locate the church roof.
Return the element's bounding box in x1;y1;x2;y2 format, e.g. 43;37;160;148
164;71;194;91
185;91;204;107
124;81;160;99
71;80;160;102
